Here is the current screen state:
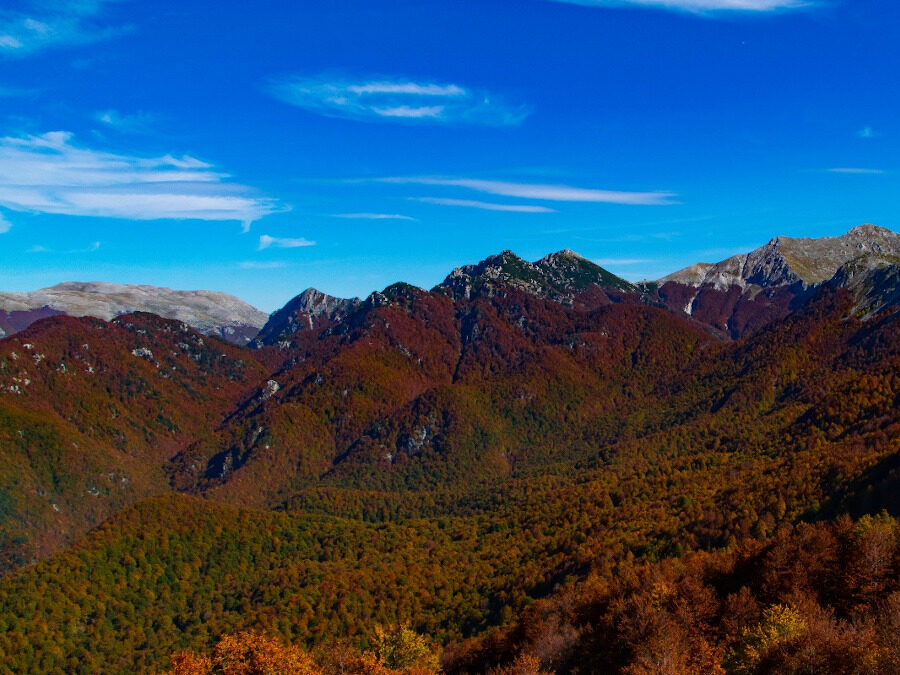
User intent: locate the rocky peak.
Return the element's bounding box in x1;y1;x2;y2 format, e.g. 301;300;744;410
661;224;900;290
652;224;900;339
439;248;637;304
291;288;358;317
848;223;893;237
538;249;584;264
252;288;360;347
536;249;637;294
440;251;539;299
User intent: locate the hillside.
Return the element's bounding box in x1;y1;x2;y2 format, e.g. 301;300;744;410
0;313;267;571
0;278;897;673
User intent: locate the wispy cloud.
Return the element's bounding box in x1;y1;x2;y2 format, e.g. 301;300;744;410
94;109;158;134
258;234;315;250
412;197;556;213
332;212;417;221
549;0;811;13
0;131;280;229
384;177;676;205
857;126;877;139
28;240;100;254
239;261;287;269
0;85;37;97
267;74;530;126
0;0;125;56
0;212;10;233
827;167;885;175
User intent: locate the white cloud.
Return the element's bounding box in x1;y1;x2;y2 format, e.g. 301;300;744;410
95;109;158;133
371;105;445;119
412;197;556;213
332;212;417;221
827;167;885;175
0;131;280;228
0;212;10;233
548;0;810;12
267;74;530;126
0;0;124;56
348;82;466;96
258;234;315;250
385;177;676;205
857;126;877;139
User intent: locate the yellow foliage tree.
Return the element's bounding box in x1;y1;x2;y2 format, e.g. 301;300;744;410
372;624;441;673
730;605;807;673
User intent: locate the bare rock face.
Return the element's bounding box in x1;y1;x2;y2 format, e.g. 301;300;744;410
252;288;360;347
0;282;268;345
655;225;900;338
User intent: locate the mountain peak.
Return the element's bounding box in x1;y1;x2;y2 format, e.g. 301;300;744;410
538;248;586;264
848;223;892;236
252;288;360;347
654;224;900;338
291;287;356;313
439;248;635;302
663;224;900;290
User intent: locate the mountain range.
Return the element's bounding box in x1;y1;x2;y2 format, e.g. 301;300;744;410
0;223;898;674
254;224;899;345
3;225;897;347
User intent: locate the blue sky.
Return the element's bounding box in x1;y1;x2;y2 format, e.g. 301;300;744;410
0;0;897;310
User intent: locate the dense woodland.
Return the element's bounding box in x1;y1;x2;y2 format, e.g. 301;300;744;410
0;256;897;673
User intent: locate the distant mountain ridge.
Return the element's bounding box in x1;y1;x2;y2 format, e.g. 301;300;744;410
0;282;268;345
249;249;642;348
253;225;899;346
661;224;898;289
653;224;900;337
2;225;897;347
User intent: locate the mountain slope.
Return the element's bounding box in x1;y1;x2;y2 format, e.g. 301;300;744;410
654;224;900;338
0;282;269;344
251;287;360;347
1;286;898;674
0;313;267;571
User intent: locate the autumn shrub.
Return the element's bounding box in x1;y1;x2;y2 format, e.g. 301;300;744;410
163;632;320;675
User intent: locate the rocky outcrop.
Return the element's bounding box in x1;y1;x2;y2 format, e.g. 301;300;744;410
0;282;268;345
654;225;900;338
438;249;639;308
829;253;900;318
252;288;360;347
